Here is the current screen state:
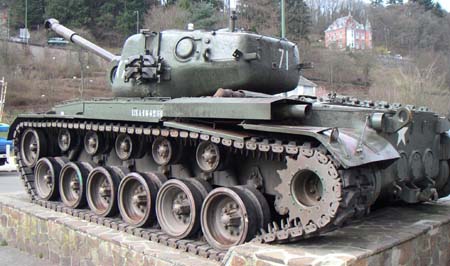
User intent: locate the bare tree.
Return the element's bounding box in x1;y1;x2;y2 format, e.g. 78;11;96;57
370;59;450;115
144;5;189;32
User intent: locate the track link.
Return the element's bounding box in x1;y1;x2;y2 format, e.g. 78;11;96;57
12;118;376;261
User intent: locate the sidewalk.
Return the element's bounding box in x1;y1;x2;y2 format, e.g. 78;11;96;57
0;162;54;265
0;246;55;266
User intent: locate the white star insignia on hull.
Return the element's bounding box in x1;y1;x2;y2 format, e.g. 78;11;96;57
397;127;408;146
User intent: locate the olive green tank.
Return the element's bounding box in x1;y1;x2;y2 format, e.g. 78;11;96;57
8;18;450;260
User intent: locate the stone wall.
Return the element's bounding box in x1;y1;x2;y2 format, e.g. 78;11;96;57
0;193;217;266
1;192;450;266
223;203;450;266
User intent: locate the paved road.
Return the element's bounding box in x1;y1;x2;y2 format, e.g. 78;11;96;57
0;168;23;193
0;166;56;266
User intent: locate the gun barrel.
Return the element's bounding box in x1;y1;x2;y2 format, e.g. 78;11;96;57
45;18;116;62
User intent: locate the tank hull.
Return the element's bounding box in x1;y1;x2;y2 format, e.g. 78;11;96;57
9;95;450;258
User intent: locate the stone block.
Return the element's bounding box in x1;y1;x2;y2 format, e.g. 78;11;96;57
228;255;247;266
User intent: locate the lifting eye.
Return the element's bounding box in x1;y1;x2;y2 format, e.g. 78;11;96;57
203;48;211;61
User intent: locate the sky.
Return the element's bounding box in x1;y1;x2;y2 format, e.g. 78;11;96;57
437;0;450;11
363;0;450;11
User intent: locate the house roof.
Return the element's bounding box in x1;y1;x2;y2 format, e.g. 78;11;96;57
325;14;365;32
298;76;317;88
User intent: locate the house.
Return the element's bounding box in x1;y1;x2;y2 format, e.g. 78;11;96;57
325;13;372;50
0;4;8;38
224;0;240;11
285;76;318;97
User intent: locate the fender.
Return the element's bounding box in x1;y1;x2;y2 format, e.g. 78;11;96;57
241;123;400;168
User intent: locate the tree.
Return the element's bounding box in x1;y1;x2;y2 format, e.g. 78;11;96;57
187;2;223;29
144;4;189;32
8;0;45;29
371;0;383;6
387;0;403;4
239;0;279;36
411;0;435;11
286;0;312;41
45;0;90;28
432;2;445;17
92;0;149;36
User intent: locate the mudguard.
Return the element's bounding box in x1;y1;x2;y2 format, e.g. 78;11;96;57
241;123;400;168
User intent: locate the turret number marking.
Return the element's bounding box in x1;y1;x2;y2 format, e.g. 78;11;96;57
278;49;289;70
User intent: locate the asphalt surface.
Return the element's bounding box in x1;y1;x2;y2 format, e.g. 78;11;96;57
0;165;56;266
0;168;22;193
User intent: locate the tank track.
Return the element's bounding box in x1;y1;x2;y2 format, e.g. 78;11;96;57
12;118;377;261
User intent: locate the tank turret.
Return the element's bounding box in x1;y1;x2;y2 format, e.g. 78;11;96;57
45;19;301;98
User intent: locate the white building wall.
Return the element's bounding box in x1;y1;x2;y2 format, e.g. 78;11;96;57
224;0;240;10
346;29;354;48
285;86;316;97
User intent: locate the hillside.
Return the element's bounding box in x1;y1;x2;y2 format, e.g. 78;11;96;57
0;0;449;118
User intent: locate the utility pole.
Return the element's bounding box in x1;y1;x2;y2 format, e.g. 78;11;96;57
0;77;7;123
281;0;286;38
78;49;85;99
135;11;139;34
25;0;28;44
25;0;27;29
7;8;10;39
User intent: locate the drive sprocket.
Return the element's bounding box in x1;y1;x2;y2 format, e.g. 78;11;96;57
274;148;342;231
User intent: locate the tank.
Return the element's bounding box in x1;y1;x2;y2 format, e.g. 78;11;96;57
8;18;450;260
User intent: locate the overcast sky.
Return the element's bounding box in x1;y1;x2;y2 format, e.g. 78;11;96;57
363;0;450;11
435;0;450;10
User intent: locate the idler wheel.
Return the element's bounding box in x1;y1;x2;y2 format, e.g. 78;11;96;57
151;137;181;166
58;129;73;152
118;172;167;227
201;186;270;250
156;178;211;239
84;131;105;156
115;134;137;161
34;157;66;200
274;149;342;232
87;166;126;217
20;128;47;168
196;141;223;173
59;162;94;208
